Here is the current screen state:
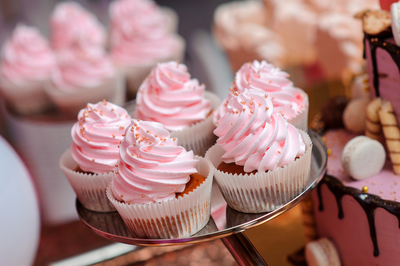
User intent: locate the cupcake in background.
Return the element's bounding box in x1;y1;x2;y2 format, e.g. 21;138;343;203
50;1;106;52
107;119;213;238
109;0;185;98
133;61;221;156
0;24;56;115
215;60;309;131
60;100;131;212
206;88;312;213
45;47;121;117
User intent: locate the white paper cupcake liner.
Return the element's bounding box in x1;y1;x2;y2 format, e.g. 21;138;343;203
45;74;123;117
106;156;213;239
205;130;312;213
59;149;116;212
0;80;53;115
287;89;309;132
170;91;221;156
122;35;186;98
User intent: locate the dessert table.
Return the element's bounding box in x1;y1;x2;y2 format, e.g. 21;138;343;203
77;130;327;266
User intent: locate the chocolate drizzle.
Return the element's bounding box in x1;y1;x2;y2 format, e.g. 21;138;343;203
364;33;400;98
317;175;400;257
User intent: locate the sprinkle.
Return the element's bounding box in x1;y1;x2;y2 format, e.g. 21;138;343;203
118;145;120;148
250;102;253;105
321;137;327;143
269;80;272;84
133;143;136;146
265;107;269;111
215;121;218;124
243;108;246;112
120;194;123;198
131;127;134;131
94;109;98;112
327;149;332;155
395;191;397;194
372;181;376;185
251;98;254;100
87;139;90;142
281;113;284;116
137;155;140;158
134;123;137;126
136;127;139;130
277;151;281;154
149;142;152;145
173;138;176;141
120;127;125;130
146;130;151;133
231;123;234;125
122;134;125;137
146;137;149;140
148;147;152;150
362;186;368;193
112;134;116;138
250;110;254;114
380;190;383;193
119;141;122;144
119;114;121;117
92;159;95;161
258;103;262;107
141;194;145;198
115;164;118;167
126;115;129;118
137;119;141;122
155;135;158;138
131;153;134;156
111;108;114;111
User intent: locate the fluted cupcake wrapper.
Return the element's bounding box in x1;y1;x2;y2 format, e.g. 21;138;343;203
121;35;186;98
45;74;124;118
169;91;221;157
0;79;53;115
205;130;312;213
59;149;116;212
287;89;309;132
106;156;213;239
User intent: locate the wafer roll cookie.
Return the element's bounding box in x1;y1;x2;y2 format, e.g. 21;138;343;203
366;97;383;140
378;100;400;175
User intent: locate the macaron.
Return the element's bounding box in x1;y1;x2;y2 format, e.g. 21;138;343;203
342;97;369;134
341;136;386;180
305;238;341;266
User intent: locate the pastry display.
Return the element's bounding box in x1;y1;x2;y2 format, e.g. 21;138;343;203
215;60;309;131
60;101;131;212
107;119;213;238
134;61;220;156
206;88;312;213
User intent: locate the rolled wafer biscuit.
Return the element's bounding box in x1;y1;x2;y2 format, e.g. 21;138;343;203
366;97;383;141
378;100;400;175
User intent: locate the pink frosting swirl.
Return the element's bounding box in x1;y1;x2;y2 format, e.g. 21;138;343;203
52;49;114;91
71;101;131;174
215;60;306;121
51;2;106;52
0;24;55;86
214;89;306;172
134;61;212;131
112;119;198;204
110;0;180;65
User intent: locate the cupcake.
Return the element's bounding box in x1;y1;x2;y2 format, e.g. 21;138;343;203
50;1;106;52
109;0;185;97
0;24;56;115
45;48;121;117
59;100;131;212
133;61;221;156
215;60;309;131
107;119;213;238
206;88;312;213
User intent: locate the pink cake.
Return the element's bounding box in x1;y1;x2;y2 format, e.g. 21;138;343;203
311;129;400;265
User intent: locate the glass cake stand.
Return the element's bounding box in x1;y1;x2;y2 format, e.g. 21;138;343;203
77;130;327;266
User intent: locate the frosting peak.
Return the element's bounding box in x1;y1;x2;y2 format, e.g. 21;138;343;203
0;24;55;86
70;101;131;174
214;88;305;172
112;119;198;204
215;60;306;121
134;61;212;131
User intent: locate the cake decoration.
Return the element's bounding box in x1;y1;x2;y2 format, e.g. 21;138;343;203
391;1;400;46
365;97;383;141
342;97;369;133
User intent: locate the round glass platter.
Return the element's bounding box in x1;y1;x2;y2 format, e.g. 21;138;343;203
77;130;327;246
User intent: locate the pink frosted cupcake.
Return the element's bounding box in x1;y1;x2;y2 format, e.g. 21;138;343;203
206;88;312;213
0;24;56;115
50;1;106;51
60;100;131;212
45;48;121;117
215;60;309;131
133;61;221;156
109;0;185;97
107;119;213;238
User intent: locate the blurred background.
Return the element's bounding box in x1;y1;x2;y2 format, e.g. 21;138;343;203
0;0;377;265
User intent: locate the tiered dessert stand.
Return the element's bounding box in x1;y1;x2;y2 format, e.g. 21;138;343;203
77;130;327;265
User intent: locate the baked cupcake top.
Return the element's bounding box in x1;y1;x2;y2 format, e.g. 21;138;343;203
215;60;306;121
0;24;55;86
51;49;114;91
50;1;106;51
134;61;212;131
112;119;198;204
214;88;306;172
70;100;131;174
109;0;181;66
